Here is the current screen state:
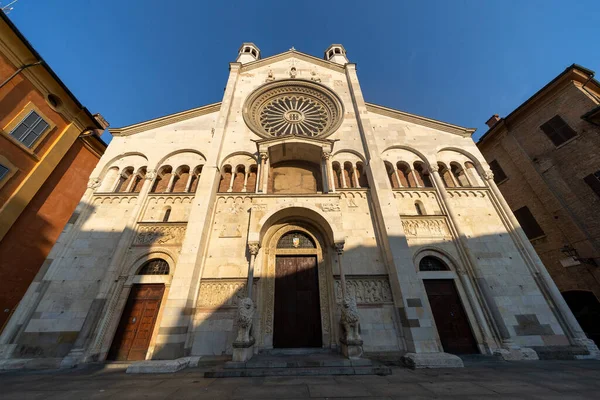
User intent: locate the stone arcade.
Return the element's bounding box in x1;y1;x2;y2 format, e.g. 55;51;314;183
1;44;598;370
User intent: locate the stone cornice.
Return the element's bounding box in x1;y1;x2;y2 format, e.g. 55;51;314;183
109;102;221;136
365;102;476;138
239;50;346;73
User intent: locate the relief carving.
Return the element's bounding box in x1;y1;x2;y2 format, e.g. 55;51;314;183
198;280;256;308
134;224;186;245
334;276;393;304
219;224;242;238
321;203;340;212
402;217;450;238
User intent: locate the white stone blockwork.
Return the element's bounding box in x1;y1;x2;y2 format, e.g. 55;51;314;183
1;44;593;369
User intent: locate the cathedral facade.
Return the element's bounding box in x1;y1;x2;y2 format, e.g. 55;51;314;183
1;44;597;368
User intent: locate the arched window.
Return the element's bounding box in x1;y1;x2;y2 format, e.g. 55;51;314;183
131;167;146;193
413;162;432;187
138;259;170;275
115;167;134;192
451;162;470;187
232;165;245;192
356;162;369;188
384;161;399;188
171;166;190;192
397;162;414;187
438;163;456;188
218;165;232;193
415;201;425;215
464;162;480;186
343;162;355;188
335;48;341;54
419;256;450;272
188;165;203;193
332;162;342;189
277;231;316;249
101;167;120;192
246;165;258;193
151;166;173;193
163;207;171;222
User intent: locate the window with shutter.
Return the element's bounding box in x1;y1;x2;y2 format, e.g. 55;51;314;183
513;206;545;240
584;171;600;198
9;111;50;148
0;164;9;181
489;160;507;184
540;115;577;146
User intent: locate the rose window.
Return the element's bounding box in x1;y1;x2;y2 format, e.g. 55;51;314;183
243;80;343;139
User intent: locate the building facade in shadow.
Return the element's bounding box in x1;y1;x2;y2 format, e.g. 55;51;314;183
1;44;598;368
478;64;600;346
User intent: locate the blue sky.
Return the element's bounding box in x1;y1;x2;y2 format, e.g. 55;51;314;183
7;0;600;142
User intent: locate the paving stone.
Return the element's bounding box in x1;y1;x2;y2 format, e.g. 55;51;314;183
308;383;375;397
419;381;496;396
369;382;435;396
476;380;558;394
232;384;309;398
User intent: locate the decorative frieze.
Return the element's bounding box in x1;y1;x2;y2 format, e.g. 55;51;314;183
197;279;257;309
446;189;487;198
320;203;340;212
134;223;186;246
393;189;436;199
93;194;139;205
334;276;393;304
146;194;195;205
401;217;451;238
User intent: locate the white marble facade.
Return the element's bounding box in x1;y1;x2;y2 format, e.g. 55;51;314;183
1;43;597;366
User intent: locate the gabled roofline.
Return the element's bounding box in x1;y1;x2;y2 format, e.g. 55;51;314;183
109;102;221;136
239;49;346;73
478;64;600;145
365;102;476;137
0;12;104;130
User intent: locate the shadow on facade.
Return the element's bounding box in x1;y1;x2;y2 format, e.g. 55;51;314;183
3;206;599;363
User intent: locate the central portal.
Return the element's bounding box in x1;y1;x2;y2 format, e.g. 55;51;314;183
274;254;322;348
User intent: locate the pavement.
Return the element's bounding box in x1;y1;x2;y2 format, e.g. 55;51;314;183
1;358;599;399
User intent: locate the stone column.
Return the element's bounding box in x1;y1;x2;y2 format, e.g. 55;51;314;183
482;169;599;357
429;165;537;360
125;173;137;193
334;242;363;359
184;172;194;192
324;152;335;193
166;173;177;193
232;242;259;363
353;166;360;188
340;166;348;188
321;151;331;193
257;152;267;193
410;169;421;188
260;151;270;194
242;167;249;193
227;168;235;192
393;168;402;188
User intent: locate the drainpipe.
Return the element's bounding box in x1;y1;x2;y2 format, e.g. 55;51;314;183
0;61;43;89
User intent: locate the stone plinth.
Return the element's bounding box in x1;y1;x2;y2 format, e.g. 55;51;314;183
232;338;255;362
401;352;464;369
340;338;363;359
494;347;538;361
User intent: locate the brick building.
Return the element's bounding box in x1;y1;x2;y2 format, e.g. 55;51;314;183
0;13;107;332
478;64;600;344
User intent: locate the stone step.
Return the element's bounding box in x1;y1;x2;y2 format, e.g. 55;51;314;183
205;364;392;378
259;347;333;356
224;358;373;369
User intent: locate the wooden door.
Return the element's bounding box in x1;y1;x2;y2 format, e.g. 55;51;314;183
424;279;478;354
108;284;165;361
274;256;322;348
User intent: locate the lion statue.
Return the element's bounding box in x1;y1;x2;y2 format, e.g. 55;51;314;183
341;295;361;342
235;297;254;344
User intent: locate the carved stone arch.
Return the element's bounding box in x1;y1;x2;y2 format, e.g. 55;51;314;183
252;204;341;245
380;145;432;169
259;222;335;349
331;149;366;163
152;149;207;172
437;146;484;171
97;152;149;181
219;151;258;168
413;247;461;274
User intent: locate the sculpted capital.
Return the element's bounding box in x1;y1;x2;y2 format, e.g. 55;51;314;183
87;177;101;189
145;169;157;181
248;242;260;255
259;151;269;161
482;169;494;181
334;242;345;255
